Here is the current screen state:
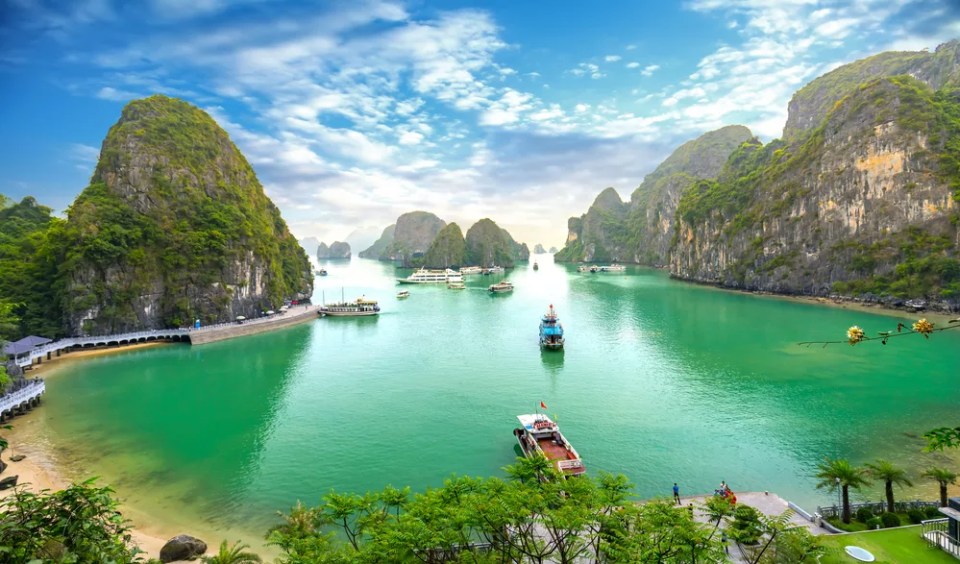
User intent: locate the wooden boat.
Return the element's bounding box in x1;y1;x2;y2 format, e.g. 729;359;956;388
533;261;539;271
512;414;585;478
539;304;564;350
488;281;514;293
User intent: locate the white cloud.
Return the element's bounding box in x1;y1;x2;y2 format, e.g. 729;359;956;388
96;86;139;101
605;55;622;62
641;64;660;77
399;131;424;145
626;62;640;69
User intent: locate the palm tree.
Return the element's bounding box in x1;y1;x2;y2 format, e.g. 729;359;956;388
922;467;958;507
201;540;261;564
815;458;871;524
866;459;913;513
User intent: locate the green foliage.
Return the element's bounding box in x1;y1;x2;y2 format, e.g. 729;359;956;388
729;505;763;545
268;461;724;563
0;478;144;563
865;516;882;530
880;512;901;528
907;509;926;524
814;458;871;524
855;507;874;522
926;505;945;518
422;223;466;268
464;218;520;268
202;540;262;563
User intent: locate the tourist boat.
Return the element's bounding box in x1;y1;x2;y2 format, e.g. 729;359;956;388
447;280;465;290
512;414;585;478
488;281;514;293
459;266;483;275
576;265;593;273
481;266;505;275
539;304;564;350
397;268;461;284
315;268;328;276
599;264;626;272
533;261;539;271
397;290;410;299
318;297;380;317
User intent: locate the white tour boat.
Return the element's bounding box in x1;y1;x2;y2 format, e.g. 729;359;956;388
398;268;462;284
512;414;585;478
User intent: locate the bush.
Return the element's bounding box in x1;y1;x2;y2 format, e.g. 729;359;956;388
880;512;901;528
907;509;926;524
730;505;763;544
866;517;883;530
855;507;874;522
926;505;944;518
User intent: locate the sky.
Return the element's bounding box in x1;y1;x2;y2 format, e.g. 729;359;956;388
1;1;958;249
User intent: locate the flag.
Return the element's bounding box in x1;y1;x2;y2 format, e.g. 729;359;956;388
540;401;547;409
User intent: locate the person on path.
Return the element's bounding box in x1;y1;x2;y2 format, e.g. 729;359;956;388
673;483;681;505
721;531;729;554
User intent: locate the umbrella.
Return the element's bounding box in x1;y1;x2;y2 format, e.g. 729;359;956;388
266;310;275;315
236;315;246;320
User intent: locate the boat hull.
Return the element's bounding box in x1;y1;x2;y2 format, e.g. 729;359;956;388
319;310;379;317
512;417;586;479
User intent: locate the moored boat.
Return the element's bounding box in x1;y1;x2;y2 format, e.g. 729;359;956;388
539;304;564;350
512;414;585;478
397;290;410;299
447;280;465;289
315;268;328;276
533;261;539;271
398;268;461;284
488;281;514;293
599;264;625;272
459;266;483;275
482;265;505;275
319;297;380;317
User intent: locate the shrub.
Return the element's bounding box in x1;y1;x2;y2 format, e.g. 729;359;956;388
855;507;874;522
866;517;883;530
880;512;901;528
907;509;926;524
926;506;944;519
730;505;763;544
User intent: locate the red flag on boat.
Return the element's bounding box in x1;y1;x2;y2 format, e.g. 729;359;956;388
540;401;547;409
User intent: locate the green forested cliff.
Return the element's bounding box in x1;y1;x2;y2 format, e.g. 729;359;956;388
423;223;466;267
556;41;960;309
465;218;524;267
4;95;312;337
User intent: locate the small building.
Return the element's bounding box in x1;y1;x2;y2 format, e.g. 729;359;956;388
3;335;53;363
924;497;960;558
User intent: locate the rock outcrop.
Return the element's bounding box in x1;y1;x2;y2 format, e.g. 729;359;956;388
359;224;395;259
58;95;312;334
423;223;466;268
360;212;446;266
316;241;351;259
556;126;752;264
160;535;207;563
464;218;526;268
533;243;546;254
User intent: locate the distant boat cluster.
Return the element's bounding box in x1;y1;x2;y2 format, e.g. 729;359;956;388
577;264;625;273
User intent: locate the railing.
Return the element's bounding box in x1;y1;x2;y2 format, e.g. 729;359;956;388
923;519;960;559
816;499;939;519
557;460;584;470
0;380;45;414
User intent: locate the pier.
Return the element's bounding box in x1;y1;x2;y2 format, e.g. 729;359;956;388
8;304;321;368
0;379;44;422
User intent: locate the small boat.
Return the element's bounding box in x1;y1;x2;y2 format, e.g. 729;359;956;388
447;281;465;290
599;264;626;272
577;265;590;273
319;296;380;317
481;265;505;275
488;281;514;293
398;268;461;284
397;290;410;299
512;414;585;479
315;268;328;276
533;262;539;271
459;266;483;275
539;304;564;350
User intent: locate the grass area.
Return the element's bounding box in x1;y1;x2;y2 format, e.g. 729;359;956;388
818;525;956;564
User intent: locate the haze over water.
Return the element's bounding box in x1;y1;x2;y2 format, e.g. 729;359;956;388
29;257;960;543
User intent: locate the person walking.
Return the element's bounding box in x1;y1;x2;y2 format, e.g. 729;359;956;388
721;531;729;554
673;482;681;505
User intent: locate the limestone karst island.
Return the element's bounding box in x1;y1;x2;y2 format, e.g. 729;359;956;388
1;2;960;562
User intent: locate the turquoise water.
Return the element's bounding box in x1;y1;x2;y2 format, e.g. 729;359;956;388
34;256;960;543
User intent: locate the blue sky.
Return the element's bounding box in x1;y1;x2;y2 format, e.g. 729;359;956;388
1;0;958;248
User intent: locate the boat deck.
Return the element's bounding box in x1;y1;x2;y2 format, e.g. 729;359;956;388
532;436;585;476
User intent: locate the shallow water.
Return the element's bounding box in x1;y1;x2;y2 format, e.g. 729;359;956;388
32;256;960;544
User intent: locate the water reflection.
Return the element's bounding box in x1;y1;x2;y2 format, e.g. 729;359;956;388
540;349;564;375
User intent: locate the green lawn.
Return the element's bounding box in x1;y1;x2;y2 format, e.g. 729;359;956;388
818;526;956;564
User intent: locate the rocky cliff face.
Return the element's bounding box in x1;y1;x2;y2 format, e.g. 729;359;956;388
464;218;526;267
59;95;312;334
359;224;395;259
317;241;351;259
672;73;959;306
423;223;466;267
556;126;751;264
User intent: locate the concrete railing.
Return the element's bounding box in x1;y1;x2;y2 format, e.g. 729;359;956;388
0;380;45;415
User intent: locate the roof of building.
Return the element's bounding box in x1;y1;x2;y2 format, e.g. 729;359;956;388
3;335;53;356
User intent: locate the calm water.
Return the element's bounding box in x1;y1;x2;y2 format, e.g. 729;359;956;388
31;256;960;543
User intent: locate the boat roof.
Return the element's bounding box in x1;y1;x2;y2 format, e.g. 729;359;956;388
356;298;378;304
516;413;555;429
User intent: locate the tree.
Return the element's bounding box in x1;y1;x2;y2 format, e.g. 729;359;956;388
0;478;144;562
865;459;913;513
922;467;958;507
202;540;262;564
814;458;871;524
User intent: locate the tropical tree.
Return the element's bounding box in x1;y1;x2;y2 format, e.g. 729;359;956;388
202;540;261;564
814;458;871;524
922;467;958;507
866;459;913;513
